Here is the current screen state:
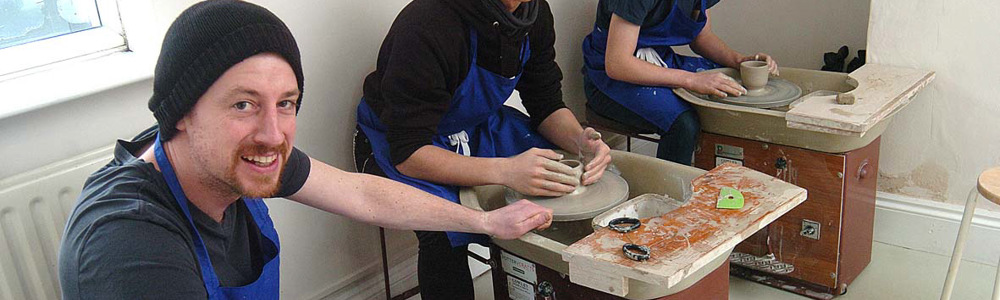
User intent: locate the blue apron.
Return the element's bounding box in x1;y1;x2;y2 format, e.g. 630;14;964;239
357;28;555;247
154;134;281;299
582;0;721;131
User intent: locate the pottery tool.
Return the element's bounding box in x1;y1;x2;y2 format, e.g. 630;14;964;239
717;187;744;209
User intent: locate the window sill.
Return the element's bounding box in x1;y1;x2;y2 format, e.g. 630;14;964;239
0;51;155;120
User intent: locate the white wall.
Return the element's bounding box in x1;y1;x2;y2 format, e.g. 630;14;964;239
681;0;871;70
868;0;1000;210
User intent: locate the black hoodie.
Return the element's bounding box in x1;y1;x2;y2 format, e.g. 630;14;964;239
361;0;565;166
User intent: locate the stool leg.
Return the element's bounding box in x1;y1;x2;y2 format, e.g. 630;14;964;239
941;188;981;300
626;136;632;152
994;253;1000;300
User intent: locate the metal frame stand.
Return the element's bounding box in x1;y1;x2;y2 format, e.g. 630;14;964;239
379;227;421;300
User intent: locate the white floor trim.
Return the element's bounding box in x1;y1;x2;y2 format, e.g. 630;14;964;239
311;245;419;300
874;191;1000;266
313;243;494;300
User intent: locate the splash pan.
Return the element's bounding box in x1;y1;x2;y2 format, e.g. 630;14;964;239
675;65;935;153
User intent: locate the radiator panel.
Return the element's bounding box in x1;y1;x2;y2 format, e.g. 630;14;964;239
0;146;113;300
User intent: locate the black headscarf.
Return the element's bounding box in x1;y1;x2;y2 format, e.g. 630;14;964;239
445;0;538;38
479;0;538;35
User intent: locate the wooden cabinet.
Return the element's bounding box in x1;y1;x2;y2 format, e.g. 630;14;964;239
694;132;879;298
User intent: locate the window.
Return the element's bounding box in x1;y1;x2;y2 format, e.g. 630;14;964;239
0;0;126;78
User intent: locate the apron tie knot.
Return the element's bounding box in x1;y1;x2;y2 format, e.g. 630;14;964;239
448;131;471;156
636;47;667;68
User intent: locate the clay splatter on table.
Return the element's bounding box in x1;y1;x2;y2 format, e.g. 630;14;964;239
562;163;807;288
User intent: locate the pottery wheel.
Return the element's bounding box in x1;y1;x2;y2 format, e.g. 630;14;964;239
504;172;629;222
692;69;802;108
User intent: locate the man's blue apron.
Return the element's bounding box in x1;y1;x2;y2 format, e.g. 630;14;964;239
582;0;721;131
155;134;281;299
357;28;555;247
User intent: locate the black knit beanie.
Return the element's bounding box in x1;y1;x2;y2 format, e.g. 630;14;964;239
148;0;303;141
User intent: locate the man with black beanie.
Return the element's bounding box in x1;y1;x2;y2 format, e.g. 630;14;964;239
354;0;612;298
58;1;552;298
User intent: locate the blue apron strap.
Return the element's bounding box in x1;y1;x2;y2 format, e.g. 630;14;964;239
153;133;222;298
218;198;281;299
244;199;279;247
156;133;282;298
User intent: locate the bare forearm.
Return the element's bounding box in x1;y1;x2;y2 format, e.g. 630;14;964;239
608;55;697;88
605;14;694;88
289;158;487;233
396;146;506;187
690;32;740;68
537;108;585;153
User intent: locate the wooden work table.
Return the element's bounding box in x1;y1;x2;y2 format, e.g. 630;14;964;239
561;164;807;297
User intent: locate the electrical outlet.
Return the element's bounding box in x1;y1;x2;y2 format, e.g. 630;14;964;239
801;219;821;240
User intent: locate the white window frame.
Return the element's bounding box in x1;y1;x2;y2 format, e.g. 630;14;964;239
0;0;128;79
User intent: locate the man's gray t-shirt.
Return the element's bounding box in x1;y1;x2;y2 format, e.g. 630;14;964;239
58;126;310;299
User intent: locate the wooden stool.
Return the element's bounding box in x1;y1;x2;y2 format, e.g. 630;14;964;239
584;104;660;152
941;167;1000;300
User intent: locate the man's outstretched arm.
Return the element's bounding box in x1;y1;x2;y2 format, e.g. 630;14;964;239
287;158;553;239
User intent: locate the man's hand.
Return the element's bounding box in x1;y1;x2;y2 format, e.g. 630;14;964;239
579;127;611;185
685;71;746;98
740;52;779;76
483;199;553;239
500;148;579;197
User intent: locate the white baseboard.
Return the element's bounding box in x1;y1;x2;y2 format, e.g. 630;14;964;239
874;191;1000;266
311;245;419;300
312;243;494;300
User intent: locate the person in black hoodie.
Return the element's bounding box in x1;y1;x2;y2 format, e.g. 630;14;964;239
354;0;612;298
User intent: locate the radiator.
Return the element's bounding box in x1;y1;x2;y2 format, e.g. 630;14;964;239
0;146;113;300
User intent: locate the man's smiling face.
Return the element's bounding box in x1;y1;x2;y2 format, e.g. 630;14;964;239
175;52;299;198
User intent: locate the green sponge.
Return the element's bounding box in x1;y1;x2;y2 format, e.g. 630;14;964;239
717;187;745;209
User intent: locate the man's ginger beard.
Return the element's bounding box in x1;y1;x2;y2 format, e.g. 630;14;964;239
224;141;290;198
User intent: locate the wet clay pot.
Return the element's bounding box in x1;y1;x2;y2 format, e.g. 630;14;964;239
740;60;769;92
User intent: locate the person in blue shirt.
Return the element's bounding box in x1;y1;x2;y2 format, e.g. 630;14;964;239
582;0;779;165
